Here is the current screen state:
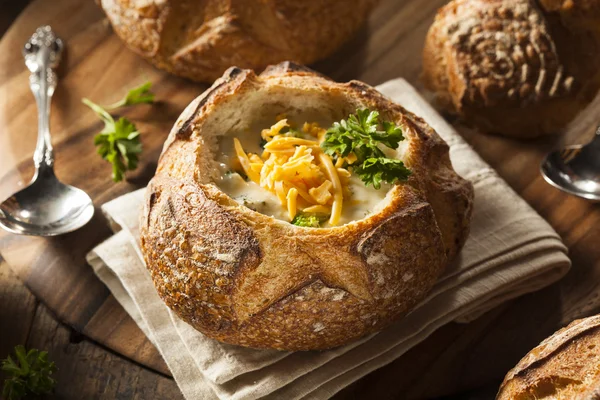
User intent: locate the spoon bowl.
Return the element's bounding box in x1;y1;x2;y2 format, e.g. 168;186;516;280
541;125;600;201
0;169;94;236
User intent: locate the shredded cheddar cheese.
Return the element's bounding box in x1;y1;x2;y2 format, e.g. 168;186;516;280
286;188;298;220
233;119;347;226
309;181;333;205
318;152;343;225
233;138;260;184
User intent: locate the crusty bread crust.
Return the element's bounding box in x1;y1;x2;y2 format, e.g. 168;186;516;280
139;62;474;350
422;0;600;138
98;0;378;83
497;315;600;399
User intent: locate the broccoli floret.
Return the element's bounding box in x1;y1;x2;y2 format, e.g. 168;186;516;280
291;213;328;228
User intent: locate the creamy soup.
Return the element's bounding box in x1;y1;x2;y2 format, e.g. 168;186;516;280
214;115;403;227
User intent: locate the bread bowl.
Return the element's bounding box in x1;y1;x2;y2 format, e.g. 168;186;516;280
98;0;378;83
422;0;600;138
139;62;474;350
497;315;600;399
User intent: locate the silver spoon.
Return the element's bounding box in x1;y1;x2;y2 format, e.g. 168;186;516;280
541;125;600;201
0;26;94;236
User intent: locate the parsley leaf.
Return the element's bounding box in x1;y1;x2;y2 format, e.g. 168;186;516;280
106;81;155;109
321;108;411;188
322;109;404;159
83;98;142;182
291;213;328;227
354;157;412;189
2;346;57;400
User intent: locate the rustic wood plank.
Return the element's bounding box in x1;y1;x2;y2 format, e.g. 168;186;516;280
0;256;181;399
83;295;170;376
0;0;32;37
0;256;37;361
315;0;448;85
1;0;600;398
26;302;183;400
441;384;501;400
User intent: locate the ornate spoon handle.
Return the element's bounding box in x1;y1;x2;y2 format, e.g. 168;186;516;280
22;26;63;171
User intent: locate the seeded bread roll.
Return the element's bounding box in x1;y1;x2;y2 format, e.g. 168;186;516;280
139;62;473;351
98;0;378;83
497;315;600;399
422;0;600;138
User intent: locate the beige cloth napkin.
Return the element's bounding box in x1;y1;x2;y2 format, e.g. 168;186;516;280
86;79;571;400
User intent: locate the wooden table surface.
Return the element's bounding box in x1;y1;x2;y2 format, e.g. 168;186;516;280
1;0;599;399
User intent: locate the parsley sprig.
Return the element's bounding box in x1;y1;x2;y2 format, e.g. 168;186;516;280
83;98;142;182
83;82;154;182
105;81;155;110
354;157;411;190
321;109;411;189
2;346;56;400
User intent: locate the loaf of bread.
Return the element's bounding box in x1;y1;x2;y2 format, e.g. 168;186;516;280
139;62;474;351
497;315;600;399
98;0;378;83
422;0;600;138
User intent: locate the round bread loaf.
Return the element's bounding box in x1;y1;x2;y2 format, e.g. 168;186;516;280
139;62;474;350
422;0;600;138
497;315;600;399
98;0;378;83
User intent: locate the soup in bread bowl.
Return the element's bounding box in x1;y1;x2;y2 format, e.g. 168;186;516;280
140;62;474;350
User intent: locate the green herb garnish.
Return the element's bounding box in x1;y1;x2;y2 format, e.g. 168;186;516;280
321;109;411;189
105;81;155;109
354;157;411;190
83;98;142;182
291;213;328;228
2;346;57;400
82;82;154;182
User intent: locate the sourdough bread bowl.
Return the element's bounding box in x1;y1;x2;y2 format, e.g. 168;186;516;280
139;62;474;350
497;315;600;399
98;0;378;83
422;0;600;138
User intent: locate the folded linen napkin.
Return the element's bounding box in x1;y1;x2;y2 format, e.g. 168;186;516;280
86;79;571;400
